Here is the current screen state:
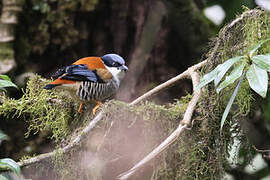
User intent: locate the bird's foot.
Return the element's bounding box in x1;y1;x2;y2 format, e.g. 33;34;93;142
78;103;84;113
92;100;103;115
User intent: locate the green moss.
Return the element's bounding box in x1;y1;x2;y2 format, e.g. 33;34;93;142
52;149;78;180
235;80;253;116
243;10;270;54
0;75;79;142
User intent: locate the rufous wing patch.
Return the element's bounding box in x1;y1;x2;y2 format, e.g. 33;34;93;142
96;68;112;82
73;57;106;70
50;78;76;85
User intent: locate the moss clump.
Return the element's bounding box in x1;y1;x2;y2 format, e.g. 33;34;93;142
243;9;270;55
0;75;79;142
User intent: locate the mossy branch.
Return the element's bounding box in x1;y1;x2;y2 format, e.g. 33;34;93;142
17;59;206;168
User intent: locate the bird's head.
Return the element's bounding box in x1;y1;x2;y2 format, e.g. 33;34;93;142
101;54;128;81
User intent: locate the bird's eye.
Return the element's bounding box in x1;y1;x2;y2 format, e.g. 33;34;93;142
112;62;120;67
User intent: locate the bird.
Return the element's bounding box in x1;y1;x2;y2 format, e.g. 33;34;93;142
44;53;128;114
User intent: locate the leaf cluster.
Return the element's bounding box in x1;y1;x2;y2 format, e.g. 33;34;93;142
0;133;21;179
197;38;270;132
0;75;17;92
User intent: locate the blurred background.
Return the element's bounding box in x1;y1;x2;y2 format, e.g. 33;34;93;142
1;0;270;179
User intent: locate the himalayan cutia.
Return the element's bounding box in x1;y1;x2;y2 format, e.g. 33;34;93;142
44;54;128;114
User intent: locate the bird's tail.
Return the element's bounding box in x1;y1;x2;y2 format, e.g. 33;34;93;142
44;84;60;89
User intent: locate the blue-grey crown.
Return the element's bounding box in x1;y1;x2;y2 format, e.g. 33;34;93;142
101;54;125;67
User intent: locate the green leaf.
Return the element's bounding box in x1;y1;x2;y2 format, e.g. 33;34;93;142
246;64;268;98
249;38;270;57
0;75;17;90
0;175;8;180
251;54;270;71
195;65;221;91
0;80;17;89
220;74;244;133
0;75;11;81
0;159;21;176
216;63;245;93
214;56;244;87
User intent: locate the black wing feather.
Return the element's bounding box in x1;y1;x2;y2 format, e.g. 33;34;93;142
52;64;104;83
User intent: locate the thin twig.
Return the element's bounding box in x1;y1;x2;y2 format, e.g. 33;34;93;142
118;124;188;180
253;145;270;153
130;60;207;106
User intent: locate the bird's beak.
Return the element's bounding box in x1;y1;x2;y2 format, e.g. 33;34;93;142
119;65;128;71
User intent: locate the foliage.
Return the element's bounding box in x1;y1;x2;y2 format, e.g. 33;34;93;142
0;158;21;179
0;75;79;142
0;75;17;92
0;132;21;179
196;38;270;132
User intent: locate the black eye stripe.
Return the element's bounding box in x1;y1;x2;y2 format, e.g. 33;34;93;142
102;58;123;67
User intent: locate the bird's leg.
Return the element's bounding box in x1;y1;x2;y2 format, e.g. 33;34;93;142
78;103;84;113
92;100;103;115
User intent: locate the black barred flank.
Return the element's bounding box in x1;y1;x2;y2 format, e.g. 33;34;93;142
76;80;118;101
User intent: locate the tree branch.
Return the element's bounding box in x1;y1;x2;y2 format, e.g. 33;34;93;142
118;61;205;179
130;60;207;106
18;112;103;167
